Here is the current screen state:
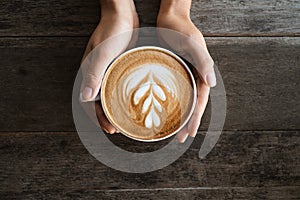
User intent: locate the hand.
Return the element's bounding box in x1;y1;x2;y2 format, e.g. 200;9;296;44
157;0;216;142
80;0;139;134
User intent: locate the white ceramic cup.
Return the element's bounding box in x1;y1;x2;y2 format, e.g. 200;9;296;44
100;46;197;142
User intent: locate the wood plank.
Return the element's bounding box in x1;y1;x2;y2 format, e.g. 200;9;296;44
0;131;299;198
0;0;299;36
191;0;300;36
0;37;299;131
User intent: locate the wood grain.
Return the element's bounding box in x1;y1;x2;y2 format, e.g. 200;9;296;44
191;0;300;36
0;0;299;36
1;187;299;199
1;0;299;198
0;37;299;131
0;131;299;199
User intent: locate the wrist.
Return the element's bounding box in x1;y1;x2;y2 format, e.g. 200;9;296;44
159;0;191;17
100;0;135;16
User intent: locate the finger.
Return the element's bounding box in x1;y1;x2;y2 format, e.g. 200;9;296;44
80;101;116;134
98;113;116;134
176;126;189;143
80;101;101;128
183;34;216;88
95;102;116;134
80;30;133;102
188;78;210;137
80;43;116;102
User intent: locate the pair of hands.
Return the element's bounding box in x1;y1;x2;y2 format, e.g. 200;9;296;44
80;1;216;143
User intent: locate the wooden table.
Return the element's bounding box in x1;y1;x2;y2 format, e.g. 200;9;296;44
0;0;299;199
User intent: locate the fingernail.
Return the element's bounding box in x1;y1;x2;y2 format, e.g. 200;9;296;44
190;130;197;138
178;134;189;143
82;87;93;100
188;123;198;138
205;72;216;87
110;130;115;134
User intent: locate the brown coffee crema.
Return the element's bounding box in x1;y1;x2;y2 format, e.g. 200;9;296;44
101;48;194;140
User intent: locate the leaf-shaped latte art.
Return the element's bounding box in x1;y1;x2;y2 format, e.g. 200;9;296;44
122;64;177;129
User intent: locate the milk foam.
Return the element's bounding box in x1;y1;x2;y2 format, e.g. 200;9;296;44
102;48;194;140
122;64;177;128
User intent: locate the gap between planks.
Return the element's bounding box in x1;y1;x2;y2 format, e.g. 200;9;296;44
0;34;299;38
0;130;299;136
94;186;298;192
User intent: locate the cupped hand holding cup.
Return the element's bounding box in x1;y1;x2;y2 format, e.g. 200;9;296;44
80;0;216;143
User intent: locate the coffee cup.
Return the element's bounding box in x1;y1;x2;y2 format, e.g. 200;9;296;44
100;46;197;142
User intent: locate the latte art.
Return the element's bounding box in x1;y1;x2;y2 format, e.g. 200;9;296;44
122;64;177;129
101;47;195;141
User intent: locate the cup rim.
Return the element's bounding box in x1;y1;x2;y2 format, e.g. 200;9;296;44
100;46;197;142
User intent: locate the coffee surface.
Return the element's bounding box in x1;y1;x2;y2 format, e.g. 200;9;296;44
101;48;194;140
